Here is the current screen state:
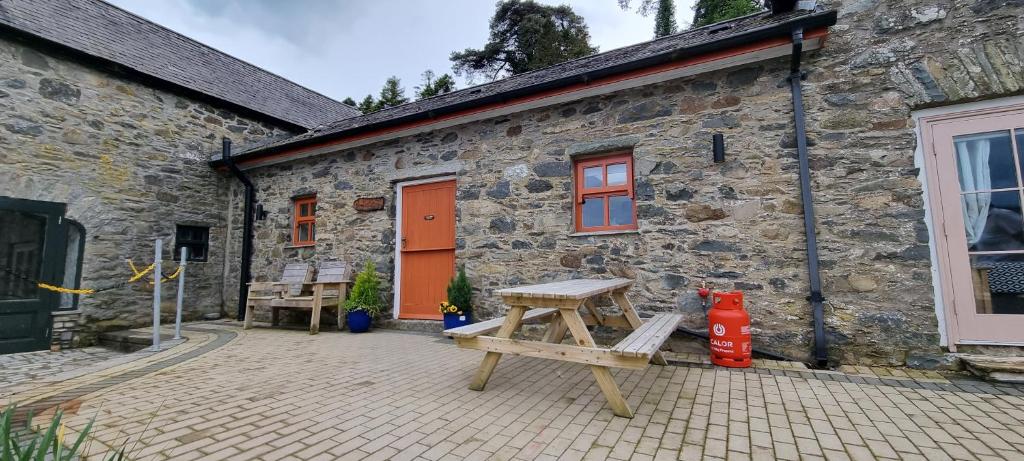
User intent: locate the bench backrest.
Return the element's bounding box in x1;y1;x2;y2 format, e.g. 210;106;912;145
281;263;314;283
316;261;351;283
276;262;313;297
317;261;351;299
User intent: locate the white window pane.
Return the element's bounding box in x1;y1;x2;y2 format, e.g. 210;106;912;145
582;197;604;228
583;166;603;188
954;130;1015;192
971;253;1024;315
962;191;1023;250
607;163;627;186
609;196;634;226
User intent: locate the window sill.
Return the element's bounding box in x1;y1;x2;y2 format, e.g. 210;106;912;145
569;230;640;237
284;243;316;249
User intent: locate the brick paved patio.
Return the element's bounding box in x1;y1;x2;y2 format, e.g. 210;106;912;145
4;325;1024;460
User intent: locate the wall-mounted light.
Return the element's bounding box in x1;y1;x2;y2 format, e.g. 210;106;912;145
712;133;726;163
254;203;267;221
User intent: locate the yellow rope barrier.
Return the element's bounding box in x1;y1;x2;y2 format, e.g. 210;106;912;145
127;261;156;283
37;282;96;295
28;259;181;295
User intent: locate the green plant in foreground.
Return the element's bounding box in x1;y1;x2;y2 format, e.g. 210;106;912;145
344;260;383;316
445;265;473;316
1;405;95;461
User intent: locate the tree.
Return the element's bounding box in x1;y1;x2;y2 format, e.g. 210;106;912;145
344;260;383;315
357;94;377;114
692;0;763;28
450;0;597;82
341;97;357;107
446;265;473;314
347;76;410;114
415;70;457;99
653;0;677;37
618;0;678;37
376;76;409;109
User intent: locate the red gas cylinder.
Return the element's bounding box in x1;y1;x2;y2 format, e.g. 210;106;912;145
708;291;752;368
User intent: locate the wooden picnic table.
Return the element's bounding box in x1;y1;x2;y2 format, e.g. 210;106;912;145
444;278;683;418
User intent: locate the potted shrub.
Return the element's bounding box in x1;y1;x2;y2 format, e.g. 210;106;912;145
344;260;383;333
440;265;473;329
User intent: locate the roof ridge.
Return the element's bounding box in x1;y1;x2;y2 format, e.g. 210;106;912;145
92;0;346;106
327;9;782;128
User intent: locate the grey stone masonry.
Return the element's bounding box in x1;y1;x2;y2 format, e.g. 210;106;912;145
0;35;296;345
231;0;1024;366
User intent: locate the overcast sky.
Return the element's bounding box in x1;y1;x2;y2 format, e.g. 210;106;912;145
107;0;697;102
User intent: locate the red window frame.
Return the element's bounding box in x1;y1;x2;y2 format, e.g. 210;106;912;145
292;196;317;246
574;152;637;232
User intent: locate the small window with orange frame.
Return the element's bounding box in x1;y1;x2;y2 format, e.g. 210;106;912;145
574;152;637;233
292;196;316;245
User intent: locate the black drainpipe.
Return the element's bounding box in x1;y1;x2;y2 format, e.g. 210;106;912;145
787;27;828;368
221;138;255;320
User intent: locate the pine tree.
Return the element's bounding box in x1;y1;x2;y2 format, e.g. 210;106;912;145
357;94;377;114
446;265;473;314
691;0;763;28
376;76;409;110
341;97;357;107
344;261;383;315
451;0;597;81
415;70;457;100
618;0;681;37
653;0;677;37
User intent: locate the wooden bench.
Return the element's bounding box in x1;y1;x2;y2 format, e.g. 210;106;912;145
445;308;559;338
243;262;312;330
610;313;684;359
271;261;351;335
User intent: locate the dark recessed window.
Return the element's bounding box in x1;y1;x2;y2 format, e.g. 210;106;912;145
175;225;209;262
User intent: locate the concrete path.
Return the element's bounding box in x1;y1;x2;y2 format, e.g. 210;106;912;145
3;324;1023;460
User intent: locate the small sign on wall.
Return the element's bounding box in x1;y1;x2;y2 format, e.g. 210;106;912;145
354;197;385;212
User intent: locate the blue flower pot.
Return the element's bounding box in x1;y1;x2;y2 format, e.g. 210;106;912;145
347;311;371;333
443;312;472;330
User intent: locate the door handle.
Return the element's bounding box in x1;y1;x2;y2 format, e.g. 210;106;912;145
401;238;407;249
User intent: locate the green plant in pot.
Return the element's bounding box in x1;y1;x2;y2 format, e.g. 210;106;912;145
344;260;383;332
441;265;473;329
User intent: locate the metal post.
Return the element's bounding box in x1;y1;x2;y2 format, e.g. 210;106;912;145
152;238;162;351
174;246;187;340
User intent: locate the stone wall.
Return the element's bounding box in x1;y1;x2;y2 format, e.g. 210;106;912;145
0;35;296;343
240;0;1022;365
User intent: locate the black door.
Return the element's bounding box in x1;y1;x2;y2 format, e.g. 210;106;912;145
0;197;66;354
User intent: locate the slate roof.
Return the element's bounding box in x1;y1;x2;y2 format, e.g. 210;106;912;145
0;0;359;129
223;7;837;162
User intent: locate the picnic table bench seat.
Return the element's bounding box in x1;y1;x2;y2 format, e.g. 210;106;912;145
444;308;559;338
610;313;684;359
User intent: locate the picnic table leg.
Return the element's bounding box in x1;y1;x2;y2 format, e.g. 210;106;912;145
309;283;324;335
542;311;568;344
469;305;527;391
612;291;668;366
561;306;634;418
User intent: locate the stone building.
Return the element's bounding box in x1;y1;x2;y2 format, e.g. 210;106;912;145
0;0;357;352
216;0;1024;366
3;0;1023;367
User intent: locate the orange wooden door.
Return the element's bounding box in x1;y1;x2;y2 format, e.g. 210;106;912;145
399;180;456;320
